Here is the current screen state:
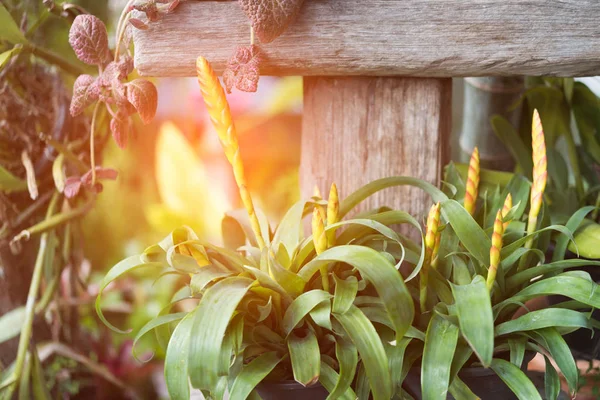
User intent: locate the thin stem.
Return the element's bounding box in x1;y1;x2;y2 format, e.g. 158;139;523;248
24;43;86;76
39;134;88;174
114;0;136;62
89;102;101;185
593;192;600;221
250;26;255;45
9;192;60;395
11;194;95;244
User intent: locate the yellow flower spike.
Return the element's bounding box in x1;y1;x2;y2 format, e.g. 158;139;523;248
326;183;339;248
487;209;505;291
501;193;513;231
518;109;548;272
464;147;480;216
529;109;548;233
420;202;441;312
196;57;265;250
312;207;329;291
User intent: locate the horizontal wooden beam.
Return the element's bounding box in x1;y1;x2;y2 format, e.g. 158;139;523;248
134;0;600;77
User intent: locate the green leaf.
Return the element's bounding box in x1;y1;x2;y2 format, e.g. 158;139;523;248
570;220;600;259
508;338;526;368
495;309;592;336
31;346;51;400
300;245;413;340
496;274;600;318
288;330;321;386
133;312;187;361
0;165;27;193
421;313;459;400
190;265;233;295
0;5;27;44
282;290;331;335
451;275;493;367
333;275;358;314
544;356;560;400
310;300;332;330
448;377;478;400
165;310;196;400
272;199;309;257
0;47;20;71
501;225;574;260
531;328;578;394
0;306;25;344
441;199;491;266
489;359;542;400
339;177;447;218
327;338;358;400
268;256;306;297
229;352;283;400
491;115;533;178
333;305;391;400
96;255;164;333
319;361;356;400
506;259;600;288
188;277;254;391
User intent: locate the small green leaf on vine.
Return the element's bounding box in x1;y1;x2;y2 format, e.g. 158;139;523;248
239;0;305;44
68;14;111;66
223;45;261;93
64;167;118;199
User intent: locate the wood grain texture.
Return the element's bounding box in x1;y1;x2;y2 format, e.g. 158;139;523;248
300;77;452;224
134;0;600;77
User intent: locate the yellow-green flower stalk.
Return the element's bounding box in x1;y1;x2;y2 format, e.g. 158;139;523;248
312;207;329;291
464;147;480;216
420;202;441;312
326;183;339;248
501;193;513;230
196;57;265;250
518;109;547;272
430;233;441;269
487;208;505;291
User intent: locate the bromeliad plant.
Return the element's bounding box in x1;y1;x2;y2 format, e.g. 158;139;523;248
96;57;449;400
410;110;600;400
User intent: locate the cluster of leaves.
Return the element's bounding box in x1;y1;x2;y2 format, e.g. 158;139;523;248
221;0;304;93
97;177;440;400
492;77;600;259
126;0;181;30
68;14;157;150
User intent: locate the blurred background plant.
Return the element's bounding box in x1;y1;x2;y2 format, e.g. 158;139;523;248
0;0;302;398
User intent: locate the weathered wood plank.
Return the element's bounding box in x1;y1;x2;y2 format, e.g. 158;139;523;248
301;77;452;224
134;0;600;77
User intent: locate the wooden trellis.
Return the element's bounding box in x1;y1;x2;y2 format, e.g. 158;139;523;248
133;0;600;220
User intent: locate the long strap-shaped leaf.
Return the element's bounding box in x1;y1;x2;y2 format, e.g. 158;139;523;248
441;199;491;266
319;361;357;400
529;328;578;394
288;330;321;386
165;310;196;400
96;255;164;333
188;276;254;391
495;308;593;336
451;275;493;367
334;305;391;400
282;290;331;335
133;312;187;361
489;359;542;400
229;352;283;400
421;313;459;400
495;274;600;318
326;338;358;400
300;245;413;340
339;177;448;218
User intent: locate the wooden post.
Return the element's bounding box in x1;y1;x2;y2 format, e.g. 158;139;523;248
301;76;451;218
